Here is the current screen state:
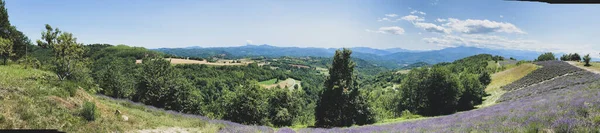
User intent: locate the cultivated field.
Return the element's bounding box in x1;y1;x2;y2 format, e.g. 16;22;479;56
136;58;257;66
478;63;538;108
259;78;301;90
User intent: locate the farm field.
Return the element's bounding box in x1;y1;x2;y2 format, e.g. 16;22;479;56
259;78;302;90
135;58;257;66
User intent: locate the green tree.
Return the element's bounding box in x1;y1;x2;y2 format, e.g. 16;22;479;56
134;56;201;112
220;82;270;125
457;73;486;111
0;1;30;61
400;66;462;116
571;53;581;61
36;24;60;49
0;37;12;65
269;89;301;127
92;56;137;98
50;32;85;80
583;54;592;66
314;48;375;127
536;52;556;61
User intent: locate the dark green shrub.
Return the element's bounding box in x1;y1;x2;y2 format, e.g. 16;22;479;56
81;101;98;121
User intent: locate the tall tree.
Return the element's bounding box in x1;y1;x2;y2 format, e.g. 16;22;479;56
315;48;374;127
50;31;85;80
0;37;12;65
0;1;30;61
583;54;592;66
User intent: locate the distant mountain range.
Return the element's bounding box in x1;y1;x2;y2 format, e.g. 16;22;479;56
154;44;542;69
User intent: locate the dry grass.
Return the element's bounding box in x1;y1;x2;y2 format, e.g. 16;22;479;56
478;63;538;108
260;78;301;90
136;58;256;66
568;61;600;74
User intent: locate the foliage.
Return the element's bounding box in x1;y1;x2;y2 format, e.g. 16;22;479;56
133;56;202;113
91;45;162;60
81;101;98;121
92;55;137;98
219;82;270;125
269;89;302;127
560;53;582;61
399;66;462;116
536;52;556;61
0;37;12;65
583;54;591;66
314;48;375;127
0;1;30;62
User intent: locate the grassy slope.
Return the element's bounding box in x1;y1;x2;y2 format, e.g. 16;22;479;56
478;63;538;108
569;61;600;73
0;65;220;132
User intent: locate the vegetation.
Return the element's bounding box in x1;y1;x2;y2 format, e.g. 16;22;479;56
0;37;11;65
0;0;597;131
560;53;582;61
536;52;557;61
81;101;98;121
583;54;592;66
314;48;375;127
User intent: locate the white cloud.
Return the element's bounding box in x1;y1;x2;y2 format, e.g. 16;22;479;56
378;17;400;22
414;22;451;34
442;18;525;34
401;15;425;22
422;34;600;58
246;40;253;44
410;10;426;15
436;18;446;22
423;34;537;49
366;26;405;35
500;15;504;18
385;14;399;18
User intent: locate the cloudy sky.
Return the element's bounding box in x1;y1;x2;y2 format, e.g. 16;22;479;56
6;0;600;57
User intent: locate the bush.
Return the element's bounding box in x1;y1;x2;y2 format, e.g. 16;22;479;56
81;101;98;121
536;52;556;61
583;54;592;67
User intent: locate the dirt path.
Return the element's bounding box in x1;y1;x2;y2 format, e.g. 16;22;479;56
567;61;600;75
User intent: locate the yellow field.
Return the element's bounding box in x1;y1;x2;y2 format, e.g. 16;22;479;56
568;61;600;74
477;63;538;108
260;78;302;90
136;58;256;66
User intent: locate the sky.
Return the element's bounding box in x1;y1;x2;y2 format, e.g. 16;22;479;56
5;0;600;57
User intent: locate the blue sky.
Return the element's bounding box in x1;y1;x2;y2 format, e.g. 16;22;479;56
5;0;600;57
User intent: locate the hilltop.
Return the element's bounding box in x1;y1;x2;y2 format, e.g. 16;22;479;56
155;45;542;69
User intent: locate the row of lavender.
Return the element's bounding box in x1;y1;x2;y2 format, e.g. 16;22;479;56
502;61;582;91
290;61;600;132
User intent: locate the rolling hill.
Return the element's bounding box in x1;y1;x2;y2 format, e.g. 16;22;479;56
155;45;541;69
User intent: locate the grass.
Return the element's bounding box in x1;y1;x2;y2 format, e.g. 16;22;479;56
478;63;538;108
0;64;221;132
259;78;279;85
569;61;600;73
